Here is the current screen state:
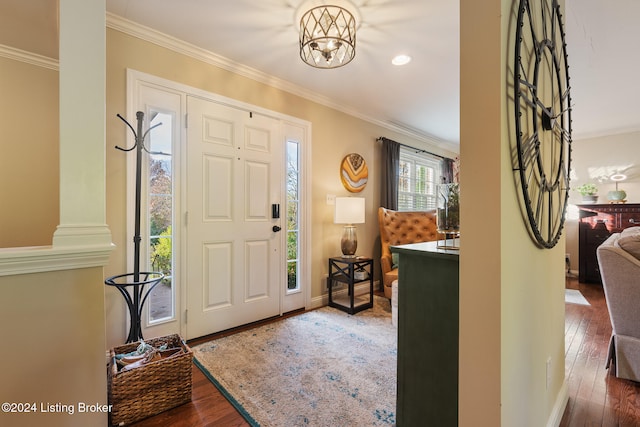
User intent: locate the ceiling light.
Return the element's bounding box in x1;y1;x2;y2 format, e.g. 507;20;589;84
392;54;412;66
610;173;627;181
299;5;356;69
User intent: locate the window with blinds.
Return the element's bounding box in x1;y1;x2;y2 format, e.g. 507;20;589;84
398;147;442;211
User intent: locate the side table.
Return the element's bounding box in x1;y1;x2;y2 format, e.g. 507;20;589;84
328;256;374;314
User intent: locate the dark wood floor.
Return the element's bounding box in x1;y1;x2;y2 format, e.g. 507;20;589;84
131;280;640;426
129;311;305;427
560;276;640;426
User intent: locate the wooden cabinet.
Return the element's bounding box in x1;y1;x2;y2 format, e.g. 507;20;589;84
391;241;459;426
578;203;640;283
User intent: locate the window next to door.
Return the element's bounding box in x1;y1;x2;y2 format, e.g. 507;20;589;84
286;140;300;292
147;110;175;323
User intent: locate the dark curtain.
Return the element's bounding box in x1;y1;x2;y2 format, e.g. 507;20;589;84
380;137;400;210
442;157;454;184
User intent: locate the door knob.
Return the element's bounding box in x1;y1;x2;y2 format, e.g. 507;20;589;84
272;225;281;232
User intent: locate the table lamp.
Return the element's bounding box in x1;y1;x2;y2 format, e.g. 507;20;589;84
334;197;365;258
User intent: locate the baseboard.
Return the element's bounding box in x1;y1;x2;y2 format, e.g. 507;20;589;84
546;380;569;427
567;269;578;278
310;281;379;310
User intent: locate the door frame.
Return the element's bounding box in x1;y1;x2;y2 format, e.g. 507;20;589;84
126;69;312;338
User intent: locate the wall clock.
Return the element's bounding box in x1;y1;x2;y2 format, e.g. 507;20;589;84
340;153;368;193
513;0;572;249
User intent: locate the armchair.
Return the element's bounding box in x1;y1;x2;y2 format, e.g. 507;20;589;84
378;207;438;299
596;227;640;382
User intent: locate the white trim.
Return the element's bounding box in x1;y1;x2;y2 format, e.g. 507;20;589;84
126;69;312;333
546;380;569;427
0;244;114;277
0;43;58;70
125;76;187;337
105;13;457;153
0;2;114;277
282;121;312;312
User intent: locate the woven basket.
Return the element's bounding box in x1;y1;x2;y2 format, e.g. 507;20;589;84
107;334;192;426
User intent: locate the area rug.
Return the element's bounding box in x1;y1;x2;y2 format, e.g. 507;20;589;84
192;296;397;426
565;289;590;306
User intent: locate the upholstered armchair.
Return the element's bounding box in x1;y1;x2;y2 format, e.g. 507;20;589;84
596;226;640;382
377;207;438;299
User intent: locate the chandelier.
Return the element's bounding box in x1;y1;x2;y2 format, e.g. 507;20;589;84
299;5;356;69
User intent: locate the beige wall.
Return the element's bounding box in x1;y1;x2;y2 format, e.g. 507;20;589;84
0;56;59;247
0;268;108;427
460;0;567;425
104;28;456;347
0;4;110;427
0;2;580;425
565;130;640;271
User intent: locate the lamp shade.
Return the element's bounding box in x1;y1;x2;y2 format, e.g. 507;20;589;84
334;197;365;224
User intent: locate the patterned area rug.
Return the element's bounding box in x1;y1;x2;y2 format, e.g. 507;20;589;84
192;296;397;426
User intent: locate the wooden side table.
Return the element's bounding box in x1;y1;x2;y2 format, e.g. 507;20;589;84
328;257;374;314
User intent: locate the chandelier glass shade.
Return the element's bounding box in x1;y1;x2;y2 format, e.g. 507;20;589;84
299;5;356;69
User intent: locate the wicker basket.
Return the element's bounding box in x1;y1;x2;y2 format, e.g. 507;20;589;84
107;334;192;426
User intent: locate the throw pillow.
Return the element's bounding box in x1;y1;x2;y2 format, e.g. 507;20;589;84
618;234;640;261
621;226;640;237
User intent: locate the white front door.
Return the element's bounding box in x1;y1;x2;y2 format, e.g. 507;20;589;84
185;96;283;339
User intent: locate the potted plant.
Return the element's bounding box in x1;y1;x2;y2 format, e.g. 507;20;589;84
575;183;598;203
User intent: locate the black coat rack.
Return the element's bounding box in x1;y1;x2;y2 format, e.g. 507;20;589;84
105;111;165;343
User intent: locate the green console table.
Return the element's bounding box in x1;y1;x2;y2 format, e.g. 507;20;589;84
391;240;459;426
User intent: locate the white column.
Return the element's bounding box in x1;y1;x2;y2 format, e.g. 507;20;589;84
53;0;112;248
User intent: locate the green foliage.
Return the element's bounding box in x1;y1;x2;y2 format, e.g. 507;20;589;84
575;183;598;196
151;226;172;278
287;261;297;290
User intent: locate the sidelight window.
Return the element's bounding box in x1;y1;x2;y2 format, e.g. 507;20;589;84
146;110;174;323
286;140;300;292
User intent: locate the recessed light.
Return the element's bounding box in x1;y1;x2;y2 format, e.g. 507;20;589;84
392;54;411;66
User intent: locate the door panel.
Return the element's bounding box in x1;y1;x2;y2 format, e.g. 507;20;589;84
204;155;233;219
203;242;232;308
246;240;270;300
186;96;282;339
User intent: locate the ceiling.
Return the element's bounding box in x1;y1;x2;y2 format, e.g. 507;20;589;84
5;0;639;147
103;0;640;146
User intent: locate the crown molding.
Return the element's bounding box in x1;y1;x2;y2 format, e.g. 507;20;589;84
105;13;455;152
0;44;58;70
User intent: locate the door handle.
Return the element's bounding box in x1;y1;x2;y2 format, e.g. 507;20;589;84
272;225;281;232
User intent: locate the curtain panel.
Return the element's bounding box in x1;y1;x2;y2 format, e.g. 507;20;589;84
379;137;400;210
442;157;454;184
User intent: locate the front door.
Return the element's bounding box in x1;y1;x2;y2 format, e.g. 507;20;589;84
185;96;283;339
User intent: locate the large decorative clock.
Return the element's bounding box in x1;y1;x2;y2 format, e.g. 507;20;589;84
513;0;572;249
